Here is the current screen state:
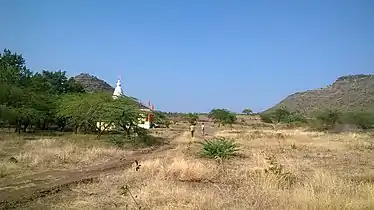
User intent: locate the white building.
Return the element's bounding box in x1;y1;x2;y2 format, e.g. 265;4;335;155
112;78;123;100
96;78;154;131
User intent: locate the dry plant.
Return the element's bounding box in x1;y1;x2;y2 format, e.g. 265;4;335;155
2;126;374;209
56;127;374;210
0;134;131;178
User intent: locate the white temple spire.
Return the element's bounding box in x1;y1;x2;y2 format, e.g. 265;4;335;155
112;76;123;99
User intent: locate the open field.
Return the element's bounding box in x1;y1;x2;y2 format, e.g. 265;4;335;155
1;120;374;209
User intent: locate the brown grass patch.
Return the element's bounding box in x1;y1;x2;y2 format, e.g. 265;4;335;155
2;127;374;209
0;134;130;178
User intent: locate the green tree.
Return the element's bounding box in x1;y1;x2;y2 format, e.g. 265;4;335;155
313;109;341;130
56;92;113;134
57;93;144;138
104;96;143;137
183;113;199;125
153;111;171;128
338;111;374;130
0;49;36;133
274;107;291;123
259;107;307;125
242;108;253;115
208;108;236;126
0;49;86;133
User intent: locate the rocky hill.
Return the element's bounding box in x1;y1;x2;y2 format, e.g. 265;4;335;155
73;73;114;93
266;74;374;115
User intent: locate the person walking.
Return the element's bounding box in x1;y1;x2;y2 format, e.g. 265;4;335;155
190;124;195;138
201;123;205;136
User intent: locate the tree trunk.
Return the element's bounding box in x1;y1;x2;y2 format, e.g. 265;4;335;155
15;120;21;134
42;119;48;130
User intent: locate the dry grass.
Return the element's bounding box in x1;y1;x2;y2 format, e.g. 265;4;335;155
51;127;374;210
2;127;374;209
0;133;130;178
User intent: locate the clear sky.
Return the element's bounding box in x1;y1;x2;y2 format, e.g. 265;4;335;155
1;0;373;113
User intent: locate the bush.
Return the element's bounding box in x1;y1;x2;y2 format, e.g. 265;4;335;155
259;113;273;123
260;108;307;125
208;109;237;126
309;109;374;131
153;111;171;128
199;137;239;159
183;113;198;125
107;128;158;148
339;111;374;130
108;135;127;148
314;109;341;130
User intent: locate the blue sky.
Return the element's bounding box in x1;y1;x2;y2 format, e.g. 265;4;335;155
1;0;373;113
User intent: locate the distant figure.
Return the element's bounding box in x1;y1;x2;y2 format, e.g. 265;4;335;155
190;124;195;138
201;123;205;136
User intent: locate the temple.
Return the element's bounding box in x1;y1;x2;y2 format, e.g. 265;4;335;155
96;77;155;131
112;78;123;99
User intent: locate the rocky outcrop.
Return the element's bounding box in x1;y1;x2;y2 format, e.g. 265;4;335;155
72;73;114;93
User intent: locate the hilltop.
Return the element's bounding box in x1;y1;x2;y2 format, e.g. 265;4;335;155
266;74;374;115
73;73;114;93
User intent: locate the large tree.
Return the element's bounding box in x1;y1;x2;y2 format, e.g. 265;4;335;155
0;49;85;132
208;108;236;126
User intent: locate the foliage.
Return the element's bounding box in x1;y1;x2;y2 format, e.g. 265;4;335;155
242;108;253;115
259;112;274;123
183;113;199;125
0;48;145;139
153;111;171;128
199;137;240;159
56;92;113;134
105;96;143;136
208;108;236;126
0;49;84;133
338;111;374;129
311;109;341;131
56;92;144;138
108;135;127;149
311;109;374;131
260;107;307;125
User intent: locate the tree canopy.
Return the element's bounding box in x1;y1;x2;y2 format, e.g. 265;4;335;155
208;108;236;126
0;48;146;137
242;108;253;115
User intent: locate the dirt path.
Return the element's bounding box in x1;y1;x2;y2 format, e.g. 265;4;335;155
0;125;219;209
0;144;173;209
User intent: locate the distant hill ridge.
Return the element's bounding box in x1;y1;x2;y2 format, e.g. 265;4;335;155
73;73;114;93
266;74;374;115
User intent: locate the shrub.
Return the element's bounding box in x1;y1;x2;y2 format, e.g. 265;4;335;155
339;111;374;130
314;109;341;130
264;155;297;188
260;108;307;125
199;137;239;159
153;111;171;128
208;109;237;126
259;112;273;123
242;108;253;115
183;113;199;125
108;135;126;148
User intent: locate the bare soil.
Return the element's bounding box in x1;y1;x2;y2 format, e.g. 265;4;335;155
0;123;217;210
0;144;173;209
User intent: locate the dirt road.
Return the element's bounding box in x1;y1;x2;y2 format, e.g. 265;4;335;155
0;143;174;209
0;124;218;209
